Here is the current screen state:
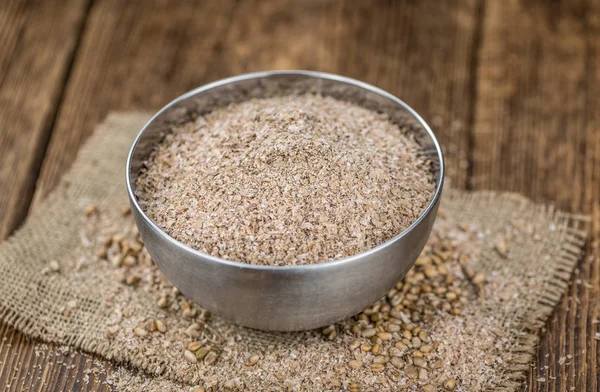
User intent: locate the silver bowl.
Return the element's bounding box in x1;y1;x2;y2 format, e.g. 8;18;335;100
126;71;444;331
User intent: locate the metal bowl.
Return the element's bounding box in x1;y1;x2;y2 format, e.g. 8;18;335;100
126;71;444;331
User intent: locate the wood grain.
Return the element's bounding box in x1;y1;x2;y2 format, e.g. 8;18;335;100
471;0;599;391
0;1;96;390
0;0;88;238
31;0;238;209
1;0;598;390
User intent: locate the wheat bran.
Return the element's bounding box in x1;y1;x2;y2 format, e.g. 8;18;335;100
135;94;435;265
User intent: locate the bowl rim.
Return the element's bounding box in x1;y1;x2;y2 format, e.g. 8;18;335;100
126;70;445;272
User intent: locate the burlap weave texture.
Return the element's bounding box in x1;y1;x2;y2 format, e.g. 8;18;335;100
0;113;588;391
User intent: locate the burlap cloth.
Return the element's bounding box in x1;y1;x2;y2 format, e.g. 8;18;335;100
0;113;588;391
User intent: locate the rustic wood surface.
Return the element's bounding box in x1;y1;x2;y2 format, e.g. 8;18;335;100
0;0;597;390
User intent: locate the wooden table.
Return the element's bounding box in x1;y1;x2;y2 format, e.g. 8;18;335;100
0;1;598;390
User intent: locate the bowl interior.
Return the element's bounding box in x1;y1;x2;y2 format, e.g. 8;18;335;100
127;71;444;261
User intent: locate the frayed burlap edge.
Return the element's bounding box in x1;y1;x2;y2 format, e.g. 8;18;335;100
441;191;589;391
0;112;589;390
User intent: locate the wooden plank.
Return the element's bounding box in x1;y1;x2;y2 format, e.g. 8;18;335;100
471;0;599;391
31;0;238;208
0;0;88;238
0;0;91;388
